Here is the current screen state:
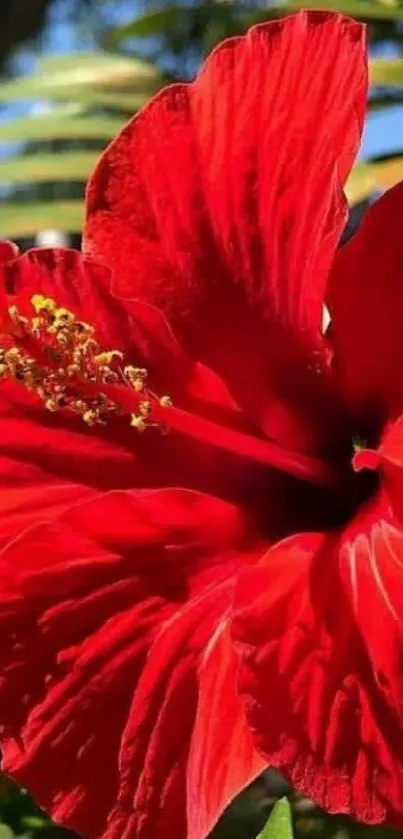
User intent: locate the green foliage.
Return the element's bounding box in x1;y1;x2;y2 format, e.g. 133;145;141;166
257;798;294;839
109;2;268;60
370;58;403;86
0;112;123;143
0;151;99;185
0;200;84;238
288;0;403;20
1;774;403;839
0;53;160;106
0;51;164;238
347;155;403;203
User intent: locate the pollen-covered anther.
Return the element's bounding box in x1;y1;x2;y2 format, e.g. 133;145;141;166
5;347;22;363
82;409;100;426
31;317;43;335
0;295;172;434
96;350;124;366
31;294;56;311
139;400;152;417
55;329;71;345
8;304;28;329
124;365;147;392
75;321;94;336
54;307;75;326
130;414;147;432
44;397;62;412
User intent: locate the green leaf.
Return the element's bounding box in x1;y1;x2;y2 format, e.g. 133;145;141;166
347;155;403;203
288;0;403;19
0;151;99;186
35;52;161;91
0;114;124;143
370;57;403;86
0;77;149;111
0;52;162;110
110;3;273;45
367;92;403;112
114;0;403;51
0;200;84;238
21;815;51;830
256;798;293;839
111;7;189;41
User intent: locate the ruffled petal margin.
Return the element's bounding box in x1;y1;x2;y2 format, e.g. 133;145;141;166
232;493;403;827
85;12;366;343
84;12;367;451
0;488;263;839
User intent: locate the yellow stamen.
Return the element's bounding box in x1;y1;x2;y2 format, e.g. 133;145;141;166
130;415;146;432
31;295;57;315
0;295;171;435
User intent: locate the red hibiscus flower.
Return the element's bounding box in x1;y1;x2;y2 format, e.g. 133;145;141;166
1;9;402;839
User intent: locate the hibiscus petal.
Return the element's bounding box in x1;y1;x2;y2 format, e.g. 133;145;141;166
0;376;142;542
232;496;403;827
0;241;19;328
187;620;267;839
0;241;19;265
0;488;258;839
0;250;137;540
0;244;259;522
85;12;366;340
3;248;132;348
6;248;223;414
4;247;202;395
85;11;366;448
329;180;403;424
104;584;235;839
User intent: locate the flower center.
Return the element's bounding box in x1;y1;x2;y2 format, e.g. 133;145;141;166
0;294;339;490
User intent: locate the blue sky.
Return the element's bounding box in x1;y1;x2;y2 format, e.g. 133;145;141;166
363;105;403;158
